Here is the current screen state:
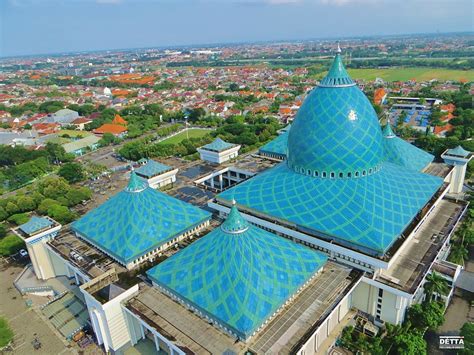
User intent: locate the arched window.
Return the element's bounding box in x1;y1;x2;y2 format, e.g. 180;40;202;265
322;172;327;178
355;171;360;177
369;168;373;174
362;170;366;176
330;172;335;178
314;171;319;177
348;172;352;178
339;172;344;178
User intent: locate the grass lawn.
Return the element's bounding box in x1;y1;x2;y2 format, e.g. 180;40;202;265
158;129;211;145
345;68;474;82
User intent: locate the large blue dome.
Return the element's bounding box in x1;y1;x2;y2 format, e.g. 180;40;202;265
287;52;384;178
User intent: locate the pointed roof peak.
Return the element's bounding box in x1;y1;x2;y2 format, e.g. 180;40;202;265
221;202;249;234
382;124;396;138
319;48;355;88
125;171;148;193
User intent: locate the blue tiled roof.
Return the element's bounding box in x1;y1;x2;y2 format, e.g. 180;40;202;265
446;145;470;158
147;205;327;339
259;131;288;158
382;126;434;171
201;137;236;152
135;160;172;178
72;173;211;264
319;51;355;87
19;216;53;235
288;85;384;176
218;162;442;256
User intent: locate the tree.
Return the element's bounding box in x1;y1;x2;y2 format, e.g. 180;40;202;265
407;302;445;331
448;243;468;265
0;207;8;222
16;196;37;212
58;162;85;183
65;187;92;206
423;272;449;302
47;205;77;224
459;322;474;355
393;330;427;355
7;213;30;226
98;132;118;146
45;142;73;164
37;198;62;215
37;177;70;200
0;234;25;256
0;317;14;347
5;202;19;216
0;224;6;239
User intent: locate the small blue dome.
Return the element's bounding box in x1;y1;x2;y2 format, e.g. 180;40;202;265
287;52;384;177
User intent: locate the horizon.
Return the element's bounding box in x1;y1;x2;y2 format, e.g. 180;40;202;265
1;0;473;58
1;30;472;60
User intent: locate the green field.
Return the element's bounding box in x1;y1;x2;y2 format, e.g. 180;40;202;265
158;129;211;145
344;68;473;82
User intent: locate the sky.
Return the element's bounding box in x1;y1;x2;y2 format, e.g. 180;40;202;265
1;0;473;57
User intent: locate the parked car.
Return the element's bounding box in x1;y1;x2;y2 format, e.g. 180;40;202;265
19;249;28;257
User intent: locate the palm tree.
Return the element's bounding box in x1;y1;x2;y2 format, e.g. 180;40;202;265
423;272;449;303
448;244;468;266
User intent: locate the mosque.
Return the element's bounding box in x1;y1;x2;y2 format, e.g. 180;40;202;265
17;49;471;354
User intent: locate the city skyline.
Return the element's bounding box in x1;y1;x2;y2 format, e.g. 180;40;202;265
1;0;473;57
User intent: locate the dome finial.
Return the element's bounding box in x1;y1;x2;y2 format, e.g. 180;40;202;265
221;201;249;234
336;42;341;54
232;198;236;205
125;170;148;193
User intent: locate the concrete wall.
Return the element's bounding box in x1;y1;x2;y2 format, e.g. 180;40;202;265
81;284;139;352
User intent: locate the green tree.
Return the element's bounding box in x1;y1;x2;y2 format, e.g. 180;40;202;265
16;196;37;212
58;162;85;183
47;205;77;224
65;187;92;206
448;243;469;265
0;224;7;239
5;202;19;216
0;234;25;256
0;316;14;347
393;330;427;355
37;198;62;215
37;177;70;200
459;322;474;355
0;207;8;222
407;302;445;330
423;272;449;302
98;132;118;146
7;213;30;226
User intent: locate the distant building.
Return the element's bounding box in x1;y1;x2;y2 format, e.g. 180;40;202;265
44;109;79;126
71;117;93;130
197;137;240;164
135;159;179;189
62;135;100;156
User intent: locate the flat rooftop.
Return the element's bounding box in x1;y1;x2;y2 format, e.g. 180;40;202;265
377;198;468;293
424;162;453;179
126;261;360;355
48;229;127;279
167;153;277;208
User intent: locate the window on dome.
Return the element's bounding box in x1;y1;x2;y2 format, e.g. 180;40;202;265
322;172;327;178
362;170;366;176
330;172;335;178
348;172;352;178
369;168;373;174
307;169;311;176
355;171;360;177
339;172;344;178
314;171;319;177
